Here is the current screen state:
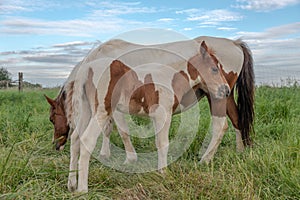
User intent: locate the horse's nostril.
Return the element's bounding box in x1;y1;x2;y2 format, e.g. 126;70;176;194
218;84;231;98
55;143;61;151
225;85;230;97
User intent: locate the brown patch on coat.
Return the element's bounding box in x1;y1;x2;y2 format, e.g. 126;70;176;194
130;73;159;114
65;81;74;124
105;60;159;115
206;93;227;117
84;68;99;115
172;70;190;112
142;74;159;113
219;64;238;89
226;92;239;129
187;61;199;81
105;60;136;114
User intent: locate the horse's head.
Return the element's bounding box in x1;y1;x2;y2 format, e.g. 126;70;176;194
188;41;230;99
45;93;69;151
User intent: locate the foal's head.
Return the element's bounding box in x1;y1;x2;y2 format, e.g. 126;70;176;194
45;91;69;151
188;41;230;99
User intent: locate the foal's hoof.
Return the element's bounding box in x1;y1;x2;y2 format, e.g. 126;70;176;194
199;157;211;165
75;189;88;194
99;153;111;160
68;185;77;193
68;178;77;192
124;152;138;164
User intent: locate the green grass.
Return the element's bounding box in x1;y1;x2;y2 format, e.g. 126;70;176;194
0;86;299;199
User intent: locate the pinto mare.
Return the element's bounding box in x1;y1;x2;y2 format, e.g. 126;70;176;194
81;36;255;161
60;41;229;192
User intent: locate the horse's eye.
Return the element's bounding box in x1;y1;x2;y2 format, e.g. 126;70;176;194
212;67;219;73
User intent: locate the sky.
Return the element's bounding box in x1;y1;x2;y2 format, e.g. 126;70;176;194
0;0;300;87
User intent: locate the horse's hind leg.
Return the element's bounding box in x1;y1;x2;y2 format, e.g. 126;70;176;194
226;93;244;152
113;111;137;163
100;117;113;159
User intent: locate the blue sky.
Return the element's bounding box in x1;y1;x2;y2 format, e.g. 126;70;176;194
0;0;300;86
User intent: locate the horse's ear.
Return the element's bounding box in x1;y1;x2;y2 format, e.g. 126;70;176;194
44;94;56;107
200;41;208;57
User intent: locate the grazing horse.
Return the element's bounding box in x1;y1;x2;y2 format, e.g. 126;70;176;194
46;40;230;192
76;36;254;160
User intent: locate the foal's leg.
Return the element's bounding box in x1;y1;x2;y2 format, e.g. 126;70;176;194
152;110;172;173
113;111;137;163
77;116;108;193
226;93;244;152
68;129;80;192
100;118;113;159
200;98;227;163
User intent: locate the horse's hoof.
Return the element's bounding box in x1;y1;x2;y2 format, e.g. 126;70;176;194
68;178;77;192
124;152;138;164
76;188;88;194
199;158;210;165
99;153;111;160
68;185;77;193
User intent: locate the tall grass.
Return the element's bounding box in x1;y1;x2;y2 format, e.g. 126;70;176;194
0;86;299;199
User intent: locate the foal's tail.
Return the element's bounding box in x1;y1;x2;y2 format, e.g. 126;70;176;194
235;40;255;146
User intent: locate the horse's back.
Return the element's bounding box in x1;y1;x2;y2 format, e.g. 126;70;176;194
83;39;200;70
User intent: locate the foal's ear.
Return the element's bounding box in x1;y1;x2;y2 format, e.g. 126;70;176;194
44;94;56;107
200;41;209;57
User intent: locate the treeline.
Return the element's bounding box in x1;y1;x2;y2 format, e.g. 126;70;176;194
0;67;42;89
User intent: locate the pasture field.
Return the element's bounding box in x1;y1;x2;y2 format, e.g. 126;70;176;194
0;85;299;199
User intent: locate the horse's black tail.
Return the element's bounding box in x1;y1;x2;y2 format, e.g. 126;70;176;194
235;40;255;146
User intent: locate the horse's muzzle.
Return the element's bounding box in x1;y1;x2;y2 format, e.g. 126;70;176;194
218;84;231;98
53;136;67;151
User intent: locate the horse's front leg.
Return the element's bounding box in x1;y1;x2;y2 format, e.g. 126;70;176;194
200;98;227;163
77;116;106;193
68;129;79;192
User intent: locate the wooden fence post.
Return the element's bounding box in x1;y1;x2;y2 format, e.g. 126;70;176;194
18;72;23;92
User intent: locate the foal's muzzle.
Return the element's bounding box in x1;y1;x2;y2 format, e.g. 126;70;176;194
218;84;231;98
53;136;67;151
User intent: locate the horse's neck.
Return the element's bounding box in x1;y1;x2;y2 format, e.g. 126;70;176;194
61;81;75;127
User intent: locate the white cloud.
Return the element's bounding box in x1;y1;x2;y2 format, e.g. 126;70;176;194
236;22;300;39
0;0;63;13
0;1;160;37
176;9;242;28
92;1;157;16
188;9;242;23
235;23;300;85
217;27;237;31
235;0;300;12
157;18;175;22
0;40;99;86
1;16;141;37
183;28;192;31
52;41;96;48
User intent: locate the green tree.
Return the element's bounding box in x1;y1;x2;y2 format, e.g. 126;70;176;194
0;67;11;81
